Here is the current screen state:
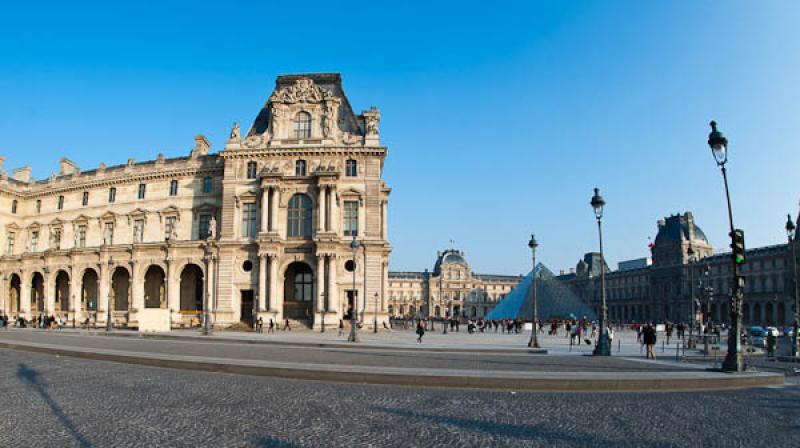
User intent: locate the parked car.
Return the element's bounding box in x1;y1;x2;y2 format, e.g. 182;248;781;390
766;327;780;338
749;326;766;348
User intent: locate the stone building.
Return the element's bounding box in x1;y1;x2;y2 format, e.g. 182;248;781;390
558;211;798;327
0;73;392;330
387;249;522;319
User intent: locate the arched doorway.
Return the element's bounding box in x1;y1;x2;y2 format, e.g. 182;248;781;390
82;269;99;314
31;272;44;317
55;271;70;313
179;264;204;312
283;262;313;319
112;268;130;312
8;274;20;316
144;265;166;309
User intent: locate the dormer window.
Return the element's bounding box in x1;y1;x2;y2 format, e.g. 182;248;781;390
295;160;307;176
294;111;311;139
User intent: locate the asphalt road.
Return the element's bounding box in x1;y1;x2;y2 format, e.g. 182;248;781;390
1;349;798;447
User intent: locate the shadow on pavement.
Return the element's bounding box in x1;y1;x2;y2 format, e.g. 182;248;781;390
374;406;618;446
17;363;92;448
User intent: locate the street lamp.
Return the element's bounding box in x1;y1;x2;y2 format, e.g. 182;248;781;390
687;244;696;349
786;214;799;357
374;292;379;333
591;187;611;356
528;234;540;348
348;235;360;342
106;257;113;332
706;121;745;372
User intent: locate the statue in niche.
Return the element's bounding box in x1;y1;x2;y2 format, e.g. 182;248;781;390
271;106;283;137
208;216;217;239
321;111;331;137
230;122;240;140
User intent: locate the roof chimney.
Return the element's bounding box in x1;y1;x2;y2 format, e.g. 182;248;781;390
59;158;79;176
12;166;32;183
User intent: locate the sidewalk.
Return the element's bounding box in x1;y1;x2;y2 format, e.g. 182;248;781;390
0;328;784;392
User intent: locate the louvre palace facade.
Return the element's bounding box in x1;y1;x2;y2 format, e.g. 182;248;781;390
0;73;392;330
558;212;797;327
387;249;522;320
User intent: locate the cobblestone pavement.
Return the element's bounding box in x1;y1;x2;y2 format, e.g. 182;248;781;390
0;330;697;372
1;349;799;447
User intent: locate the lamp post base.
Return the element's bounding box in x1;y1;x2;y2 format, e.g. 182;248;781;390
593;333;611;356
721;352;745;372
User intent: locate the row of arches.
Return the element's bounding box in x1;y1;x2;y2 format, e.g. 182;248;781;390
5;264;206;317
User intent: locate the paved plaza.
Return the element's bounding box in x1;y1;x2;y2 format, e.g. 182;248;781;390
0;347;798;447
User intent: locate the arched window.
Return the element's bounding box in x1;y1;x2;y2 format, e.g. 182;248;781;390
294;111;311;139
287;194;313;238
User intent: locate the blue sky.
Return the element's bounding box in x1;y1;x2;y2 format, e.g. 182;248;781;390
1;1;799;275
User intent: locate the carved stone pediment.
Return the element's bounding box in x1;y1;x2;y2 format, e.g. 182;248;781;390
158;206;180;222
269;78;335;104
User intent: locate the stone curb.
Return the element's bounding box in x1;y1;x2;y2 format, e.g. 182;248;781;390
0;340;784;392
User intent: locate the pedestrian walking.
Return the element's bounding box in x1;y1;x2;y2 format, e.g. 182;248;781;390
338;319;344;336
268;318;275;333
643;323;657;359
283;318;291;331
416;320;425;343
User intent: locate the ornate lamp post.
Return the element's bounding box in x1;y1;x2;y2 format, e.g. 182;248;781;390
528;234;540;348
707;121;745;372
786;214;799;357
687;244;696;349
591;187;611;356
106;257;113;332
374;292;379;334
348;235;360;343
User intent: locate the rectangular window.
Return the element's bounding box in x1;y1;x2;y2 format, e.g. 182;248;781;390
7;232;15;255
295;160;306;176
247;162;257;179
36;200;41;213
133;219;145;243
108;187;116;203
78;225;87;248
103;222;114;245
31;231;38;252
11;200;17;214
165;216;177;240
82;192;89;206
343;201;359;237
58;195;64;210
138;183;146;199
52;229;61;250
169;180;178;196
242;203;257;238
199;214;211;240
345;159;357;177
203;177;213;193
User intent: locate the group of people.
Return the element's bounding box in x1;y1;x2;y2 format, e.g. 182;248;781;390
0;314;67;330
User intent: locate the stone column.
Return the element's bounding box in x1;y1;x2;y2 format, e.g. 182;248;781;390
70;265;79;323
260;188;269;233
270;188;278;233
206;256;216;314
97;263;108;323
316;255;325;313
268;255;279;312
318;187;326;233
382;200;388;240
327;255;338;314
258;254;267;312
329;186;338;234
43;272;53;317
20;270;30;319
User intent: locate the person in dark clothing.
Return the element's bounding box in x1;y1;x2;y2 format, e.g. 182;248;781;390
416;320;425;343
643;324;657;359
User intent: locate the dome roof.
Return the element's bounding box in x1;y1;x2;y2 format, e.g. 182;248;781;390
654;213;709;245
433;249;469;275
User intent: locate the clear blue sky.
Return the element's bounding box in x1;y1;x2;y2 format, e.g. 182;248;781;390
1;1;799;275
